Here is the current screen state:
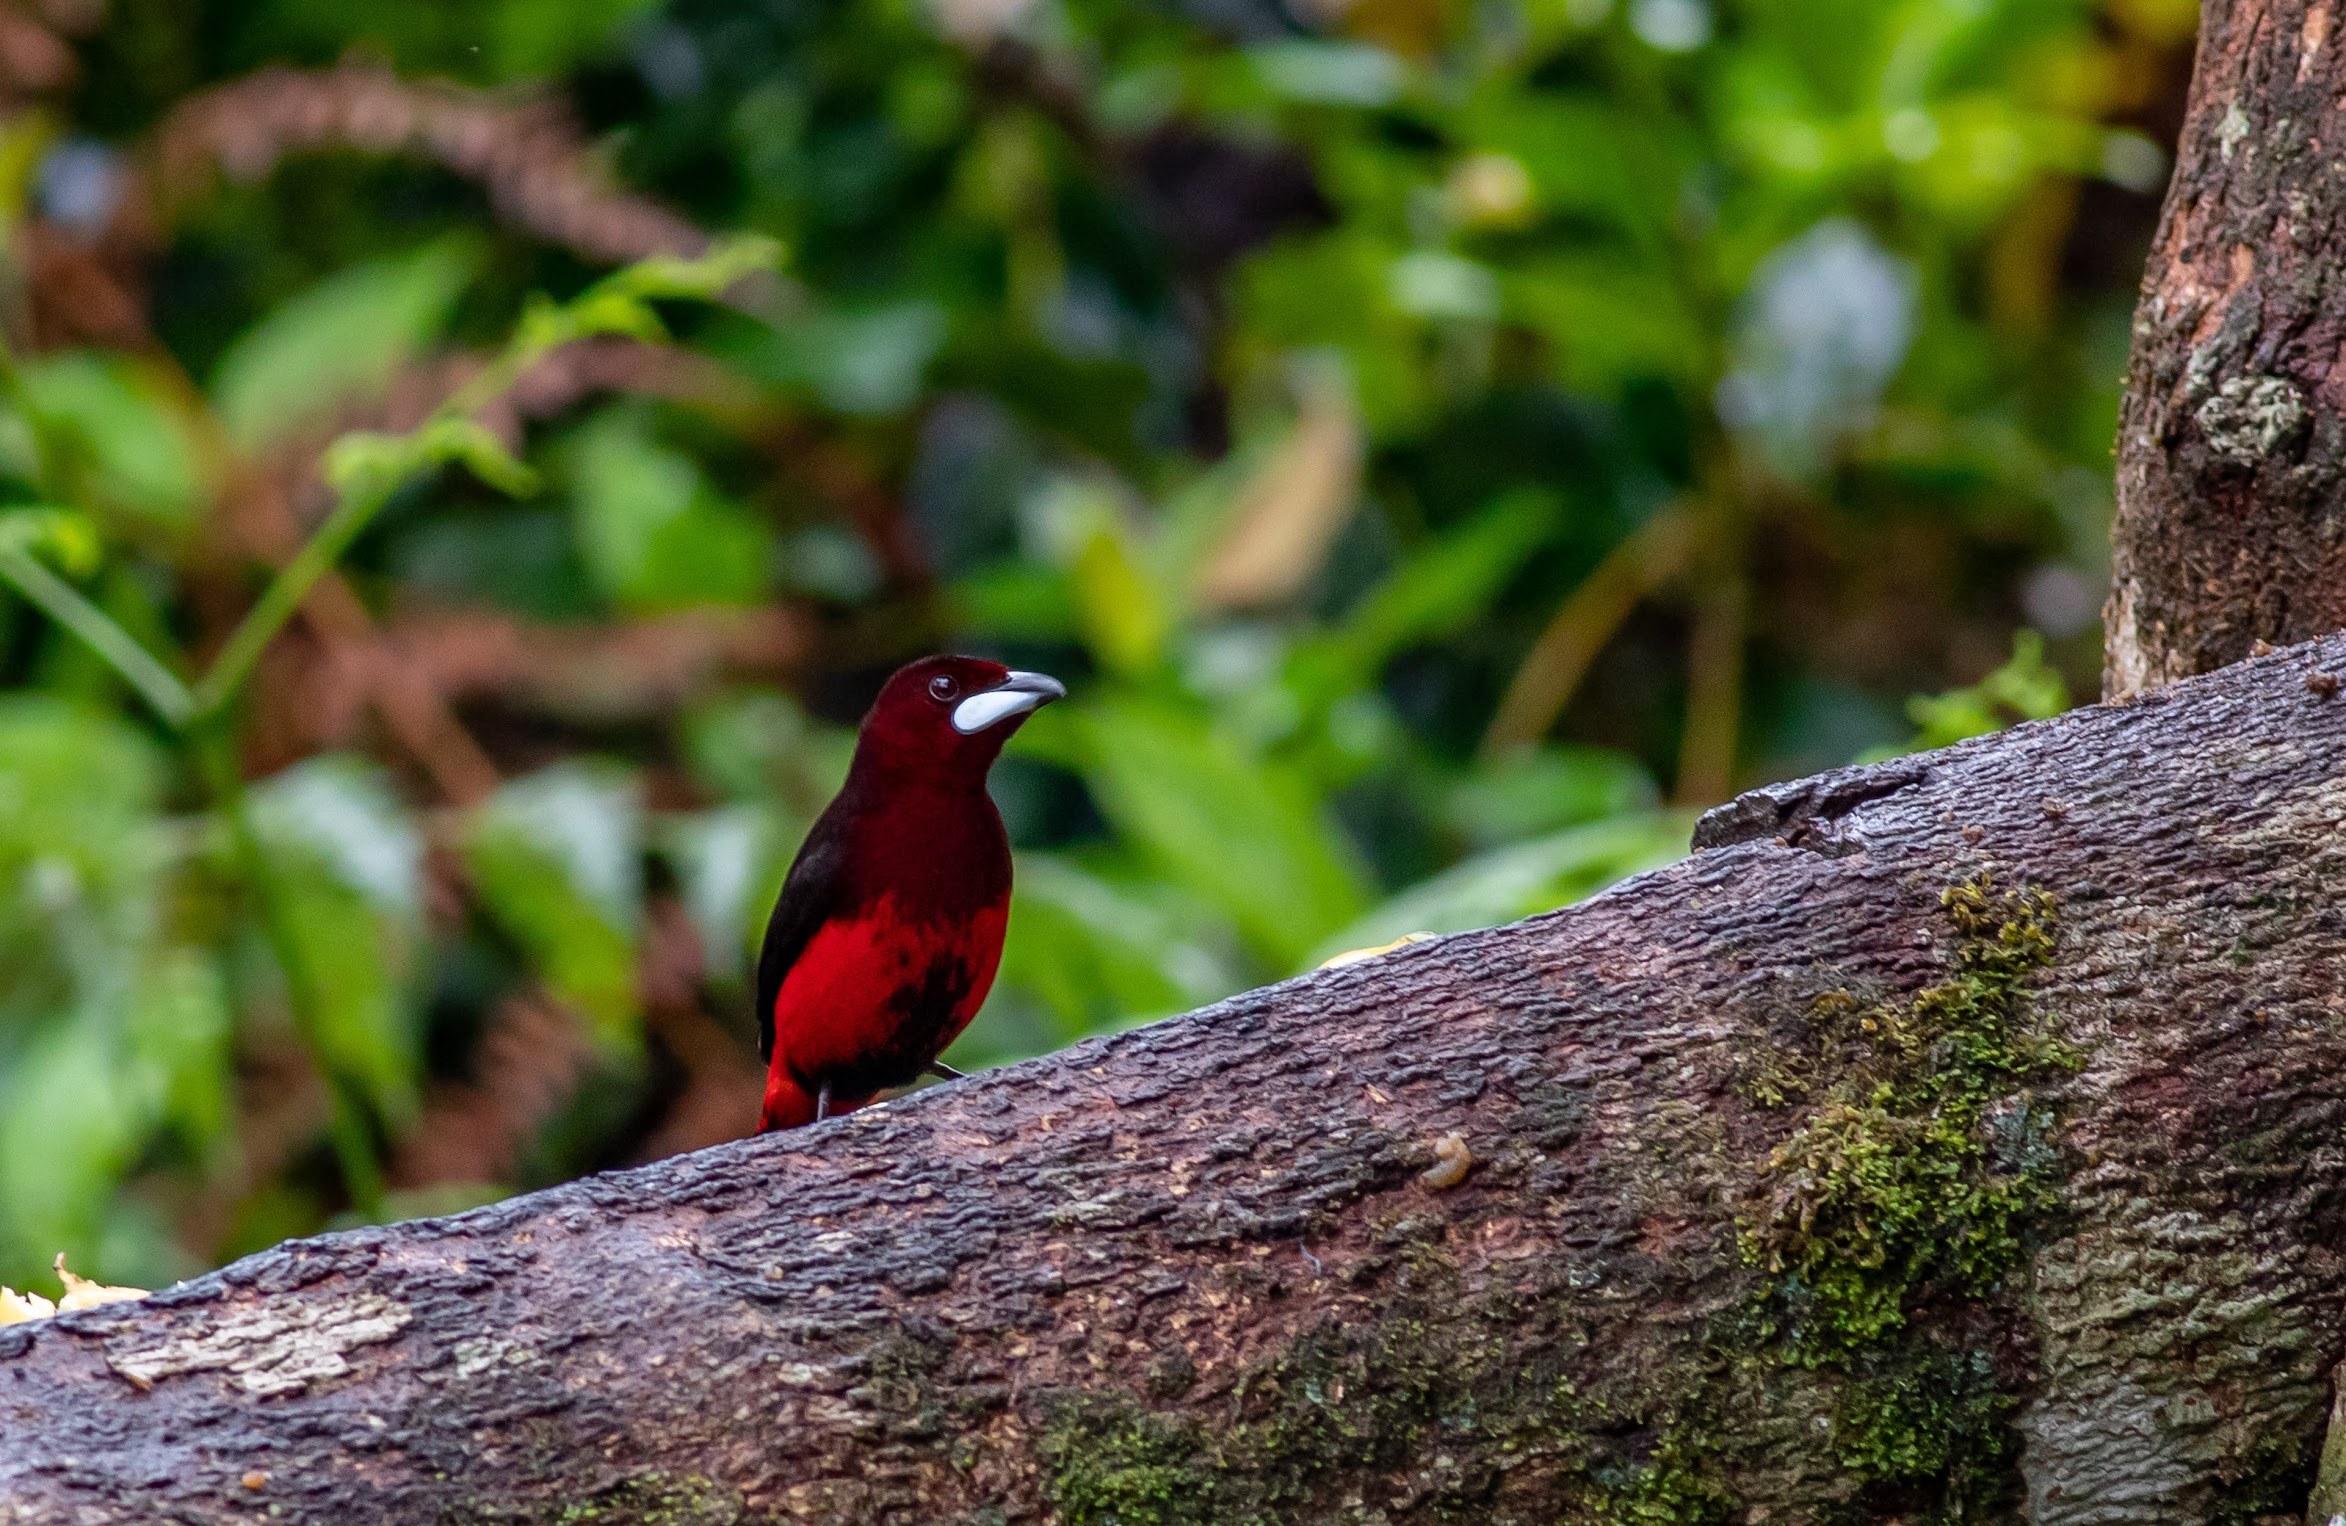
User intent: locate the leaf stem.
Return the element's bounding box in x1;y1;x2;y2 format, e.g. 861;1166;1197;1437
185;233;778;721
0;547;195;724
188;477;393;721
1479;507;1694;760
194;726;385;1216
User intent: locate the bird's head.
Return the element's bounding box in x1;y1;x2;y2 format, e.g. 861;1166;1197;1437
852;655;1066;782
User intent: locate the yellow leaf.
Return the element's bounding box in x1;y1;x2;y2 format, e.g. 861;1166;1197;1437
54;1253;146;1312
1317;930;1437;969
1194;367;1362;611
1072;527;1167;677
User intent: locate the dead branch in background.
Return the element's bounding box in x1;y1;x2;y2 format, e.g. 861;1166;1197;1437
152;64;708;266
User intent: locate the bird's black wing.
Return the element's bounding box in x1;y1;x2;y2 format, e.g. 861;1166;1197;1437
754;808;852;1066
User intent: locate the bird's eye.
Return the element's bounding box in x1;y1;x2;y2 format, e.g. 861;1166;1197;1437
928;675;960;701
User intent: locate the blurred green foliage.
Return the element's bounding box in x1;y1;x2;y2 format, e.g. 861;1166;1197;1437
1863;629;2071;760
0;0;2189;1289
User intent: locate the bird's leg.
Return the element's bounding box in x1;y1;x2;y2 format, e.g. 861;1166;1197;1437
925;1060;966;1081
815;1081;832;1122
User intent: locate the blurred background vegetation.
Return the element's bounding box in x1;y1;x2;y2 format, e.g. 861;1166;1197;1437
0;0;2195;1290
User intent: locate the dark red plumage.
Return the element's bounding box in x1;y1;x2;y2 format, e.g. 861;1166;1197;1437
754;656;1063;1131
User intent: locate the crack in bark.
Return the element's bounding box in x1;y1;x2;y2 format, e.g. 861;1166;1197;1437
1690;756;1931;854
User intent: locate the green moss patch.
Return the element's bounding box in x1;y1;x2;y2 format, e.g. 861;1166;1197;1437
1742;876;2077;1359
548;1473;744;1524
1039;1311;1527;1525
1828;1345;2015;1502
1736;875;2078;1518
1040;1395;1214;1526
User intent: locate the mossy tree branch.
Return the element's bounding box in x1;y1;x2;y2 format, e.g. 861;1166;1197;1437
7;634;2346;1523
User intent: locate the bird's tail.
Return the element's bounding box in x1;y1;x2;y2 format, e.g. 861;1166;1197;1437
757;1072;876;1133
759;1071;816;1133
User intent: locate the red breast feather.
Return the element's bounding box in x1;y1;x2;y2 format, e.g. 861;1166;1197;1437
760;894;1008;1127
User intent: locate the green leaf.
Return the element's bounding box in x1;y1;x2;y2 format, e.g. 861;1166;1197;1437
1247;40;1405;106
1058;696;1371;968
249;758;428;1122
1310;813;1694;966
0;916;226;1286
605;235;784;304
1508;255;1708;390
1388;251;1502;322
16;353;207;525
777;524;882;603
1233;233;1433;434
709;302;947;415
566;411;775;613
249;756;424;919
0;506;100;575
1443;746;1663;849
1333;490;1554;673
679;687;853;809
211;239;475;453
123;946;234;1161
429;417;542;497
0;1018;141;1280
1454;91;1675;246
486;0;661;81
656;803;790;984
322;416;540;500
559;289;670;348
270;866;420;1121
1022;475;1172;675
947;560;1081;644
0;693;162;896
1868;631;2071;758
995;854;1235;1045
465;764;643;1048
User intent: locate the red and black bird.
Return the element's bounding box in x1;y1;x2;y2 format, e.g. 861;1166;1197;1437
754;656;1064;1131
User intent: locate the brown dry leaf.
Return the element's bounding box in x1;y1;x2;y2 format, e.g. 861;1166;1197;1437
153;66;706;267
1193;371;1362;611
390;993;597;1189
0;9;76;94
927;0;1041;42
54;1254;147;1312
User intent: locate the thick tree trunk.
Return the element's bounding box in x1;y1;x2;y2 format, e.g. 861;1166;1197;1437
7;638;2346;1523
2109;0;2346;697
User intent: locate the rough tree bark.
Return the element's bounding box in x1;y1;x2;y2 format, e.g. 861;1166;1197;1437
7;636;2346;1522
2110;0;2346;697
